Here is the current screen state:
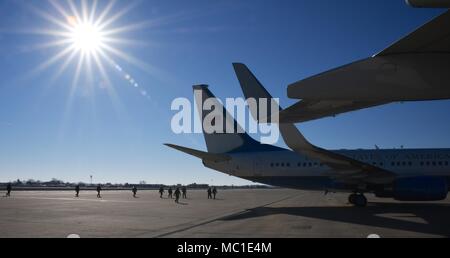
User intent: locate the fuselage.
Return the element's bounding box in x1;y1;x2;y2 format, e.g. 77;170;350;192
205;148;450;192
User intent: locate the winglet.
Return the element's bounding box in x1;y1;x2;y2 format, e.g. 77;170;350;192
232;63;281;123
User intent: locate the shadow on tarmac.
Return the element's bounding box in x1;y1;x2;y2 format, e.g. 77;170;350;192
220;202;450;237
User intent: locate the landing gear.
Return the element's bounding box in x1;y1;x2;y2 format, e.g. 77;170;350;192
348;193;367;207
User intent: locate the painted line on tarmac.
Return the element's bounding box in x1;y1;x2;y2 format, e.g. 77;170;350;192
151;193;301;238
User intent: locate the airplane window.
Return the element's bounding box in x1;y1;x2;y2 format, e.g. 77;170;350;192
303;163;307;167
397;162;401;166
281;163;285;167
276;163;279;167
420;162;424;166
270;163;274;167
446;161;449;166
402;162;406;166
380;162;384;166
314;163;318;166
426;161;430;166
287;163;290;167
391;162;395;166
438;161;442;166
408;162;412;166
432;162;436;166
309;163;312;167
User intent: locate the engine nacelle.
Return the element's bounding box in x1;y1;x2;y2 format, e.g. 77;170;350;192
393;177;448;201
406;0;450;8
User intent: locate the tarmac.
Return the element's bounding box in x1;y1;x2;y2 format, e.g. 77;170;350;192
1;189;450;238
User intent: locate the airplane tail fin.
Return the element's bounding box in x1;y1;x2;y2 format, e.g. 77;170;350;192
193;84;260;154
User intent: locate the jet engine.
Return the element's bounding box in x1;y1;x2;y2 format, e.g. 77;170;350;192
375;176;448;201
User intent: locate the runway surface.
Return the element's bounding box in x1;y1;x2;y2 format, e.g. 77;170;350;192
1;189;450;238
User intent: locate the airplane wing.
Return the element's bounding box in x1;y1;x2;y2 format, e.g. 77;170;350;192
376;9;450;56
233;62;389;123
285;9;450;113
279;99;390;123
233;63;396;184
279;124;395;184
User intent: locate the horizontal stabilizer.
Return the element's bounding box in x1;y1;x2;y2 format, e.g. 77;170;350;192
164;144;231;162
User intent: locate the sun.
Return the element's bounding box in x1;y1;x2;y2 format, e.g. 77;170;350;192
68;18;104;54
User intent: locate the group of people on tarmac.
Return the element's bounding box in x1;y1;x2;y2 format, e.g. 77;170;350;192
159;186;219;202
4;183;218;201
207;187;218;199
74;184;137;198
74;184;104;198
159;186;188;203
76;185;139;198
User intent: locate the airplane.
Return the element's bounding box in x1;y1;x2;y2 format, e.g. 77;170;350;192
271;1;450;123
165;64;450;207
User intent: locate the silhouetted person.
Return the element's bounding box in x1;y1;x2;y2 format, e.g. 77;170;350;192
174;188;181;203
6;183;12;197
168;188;173;199
212;187;217;199
207;187;212;199
182;186;187;199
96;185;102;198
159;187;164;198
75;185;80;197
132;186;138;198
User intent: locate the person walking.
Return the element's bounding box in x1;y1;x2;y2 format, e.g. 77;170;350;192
96;184;102;198
6;183;12;197
75;185;80;197
207;187;212;199
182;186;187;199
212;187;218;199
132;186;138;198
174;188;181;203
159;186;164;198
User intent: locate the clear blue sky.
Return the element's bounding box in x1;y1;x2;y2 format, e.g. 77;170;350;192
0;0;448;185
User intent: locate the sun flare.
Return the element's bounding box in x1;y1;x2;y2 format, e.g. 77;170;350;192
68;18;104;54
28;0;163;106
